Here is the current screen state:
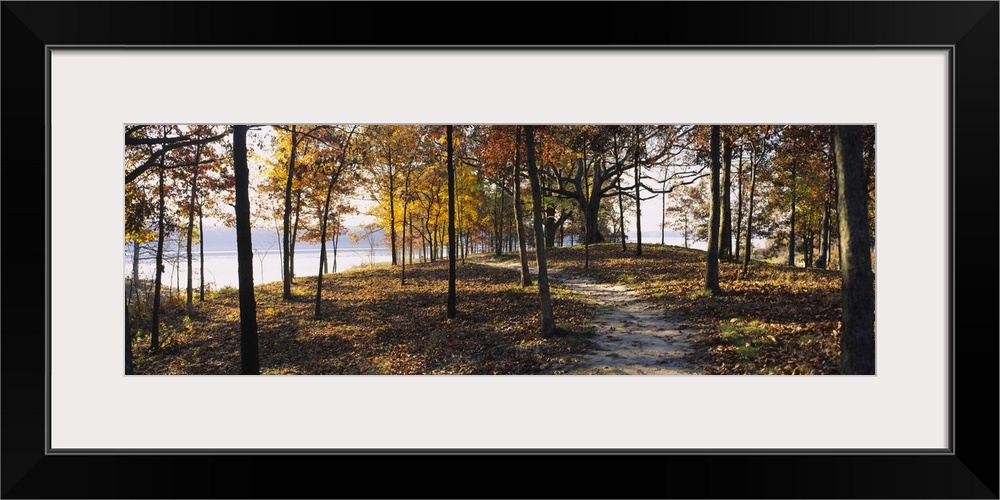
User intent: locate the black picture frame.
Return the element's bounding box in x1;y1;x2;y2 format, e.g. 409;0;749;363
3;2;996;498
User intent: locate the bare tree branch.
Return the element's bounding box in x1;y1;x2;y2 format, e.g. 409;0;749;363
125;131;228;184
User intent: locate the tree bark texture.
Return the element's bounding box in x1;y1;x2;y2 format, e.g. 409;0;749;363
446;125;457;319
705;126;722;294
720;136;733;260
234;125;259;375
525;125;555;337
834;125;875;375
513;126;532;287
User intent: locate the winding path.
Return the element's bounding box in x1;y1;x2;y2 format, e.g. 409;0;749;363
480;260;702;374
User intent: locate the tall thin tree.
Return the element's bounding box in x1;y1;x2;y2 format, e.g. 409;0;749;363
401;161;413;285
199;206;205;301
446;125;457;319
233;125;259;375
720;134;734;260
741;144;758;278
525;125;555;336
817;127;835;269
634;127;643;257
185;139;202;315
125;297;133;374
734;146;745;262
582;128;591;269
151;161;165;350
513;126;532;286
787;160;797;267
660;172;667;246
281;125;298;300
834;125;875;374
315;127;356;317
617;171;627;252
705;125;722;294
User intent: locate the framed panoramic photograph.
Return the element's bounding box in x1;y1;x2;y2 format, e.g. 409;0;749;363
120;121;875;378
3;2;997;498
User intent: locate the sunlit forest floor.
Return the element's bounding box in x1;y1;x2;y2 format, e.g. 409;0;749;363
130;258;599;375
523;243;844;374
130;243;843;375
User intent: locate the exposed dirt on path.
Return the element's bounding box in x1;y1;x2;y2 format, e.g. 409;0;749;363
477;259;703;374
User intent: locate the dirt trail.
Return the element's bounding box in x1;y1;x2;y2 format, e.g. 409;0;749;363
479;260;702;374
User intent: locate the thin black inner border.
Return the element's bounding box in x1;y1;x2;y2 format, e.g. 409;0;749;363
44;45;954;455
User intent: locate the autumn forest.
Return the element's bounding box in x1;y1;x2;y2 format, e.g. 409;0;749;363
125;124;876;375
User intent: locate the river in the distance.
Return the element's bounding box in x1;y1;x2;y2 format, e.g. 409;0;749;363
125;234;712;293
127;246;393;292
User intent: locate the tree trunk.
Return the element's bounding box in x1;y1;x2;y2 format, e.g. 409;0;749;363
705;126;722;294
818;200;831;269
333;222;339;273
175;239;181;296
186;145;200;316
585;203;603;244
282;125;297;300
446;125;457;319
440;224;445;260
788;161;797;267
389;160;398;266
734;146;744;262
634;135;642;257
544;205;557;248
805;227;815;268
315;169;337;317
583;132;590;269
276;225;284;283
290;189;302;282
125;298;133;375
492;186;501;254
617;173;627;252
430;222;436;263
496;175;505;256
836;224;842;270
513;126;532;287
131;240;140;302
660;177;666;246
151;166;165;350
817;131;835;269
421;227;428;263
234;125;259;375
457;195;466;264
401;172;411;285
683;215;689;248
588;159;605;245
720;136;733;260
741;149;757;277
526;125;555;337
199;208;205;301
834;125;875;375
